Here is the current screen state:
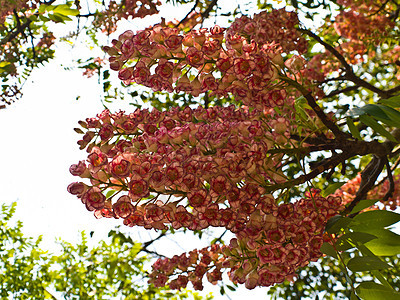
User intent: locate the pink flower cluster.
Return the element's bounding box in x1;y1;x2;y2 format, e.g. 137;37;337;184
94;0;161;33
334;173;400;211
334;10;394;42
149;244;224;290
148;190;342;290
225;191;342;289
103;8;309;110
68;105;295;230
0;0;36;23
226;8;308;54
68;104;343;289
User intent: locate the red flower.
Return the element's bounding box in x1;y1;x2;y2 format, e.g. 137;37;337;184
113;195;135;218
185;47;204;68
82;187;106;211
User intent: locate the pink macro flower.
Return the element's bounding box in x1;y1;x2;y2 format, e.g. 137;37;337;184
201;74;219;91
69;161;89;177
81;187;106;211
210;175;230;199
145;203;165;222
185;47;205;68
187;189;210;211
132;29;151;48
201;39;221;58
172;205;193;229
99;123;115;141
129;178;149;200
109;155;131;178
67;182;87;196
216;57;232;73
118;67;134;81
155;59;174;78
113;195;135;218
245;270;259;290
233;58;255;80
285;55;306;73
132;61;151;84
123;210;145;227
266;229;286;244
210;25;225;39
87;148;108;168
164;34;184;51
165;162;184;185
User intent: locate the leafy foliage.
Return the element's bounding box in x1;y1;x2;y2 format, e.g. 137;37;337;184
0;203;212;299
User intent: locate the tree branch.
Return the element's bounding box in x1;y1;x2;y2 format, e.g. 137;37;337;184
299;28;390;98
324;85;359;98
280;76;348;139
1;0;57;46
175;0;199;28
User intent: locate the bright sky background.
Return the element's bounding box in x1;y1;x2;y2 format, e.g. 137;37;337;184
0;0;281;299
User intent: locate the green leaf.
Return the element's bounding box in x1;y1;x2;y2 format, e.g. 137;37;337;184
53;4;79;16
364;228;400;256
0;62;11;68
359;104;389;120
105;190;116;198
349;210;400;231
379;95;400;108
359;115;398;142
347;117;362;140
356;282;400;300
320;242;337;258
325;215;352;234
379;105;400;128
335;232;377;251
347;257;391;272
321;182;346;197
350;291;358;300
350;199;380;214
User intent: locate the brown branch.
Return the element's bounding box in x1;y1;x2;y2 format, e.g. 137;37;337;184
324;85;359;98
201;0;218;21
299;28;390;98
1;0;57;46
265;151;351;193
344;155;386;215
387;85;400;96
299;28;352;73
280;76;348;139
382;158;395;202
175;0;199;28
141;231;166;249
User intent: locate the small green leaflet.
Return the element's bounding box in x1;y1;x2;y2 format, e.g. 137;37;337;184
356;282;400;300
359;115;398;142
335;232;377;252
349;210;400;231
325;215;352;234
320;242;337;258
364;228;400;256
346;117;362;140
347;256;391;272
321;181;346;197
379;95;400;108
350;199;380;214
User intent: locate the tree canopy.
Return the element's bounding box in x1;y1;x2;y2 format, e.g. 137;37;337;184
2;0;400;299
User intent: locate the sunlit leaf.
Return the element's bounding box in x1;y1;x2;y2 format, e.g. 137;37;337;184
347;257;392;272
356;282;400;300
364;229;400;256
349;210;400;231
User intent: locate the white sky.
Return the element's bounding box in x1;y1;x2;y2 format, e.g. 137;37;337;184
0;1;275;299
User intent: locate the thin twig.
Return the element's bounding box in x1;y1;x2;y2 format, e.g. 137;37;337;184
299;28;390;98
324;85;359;98
175;0;199;28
